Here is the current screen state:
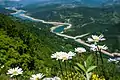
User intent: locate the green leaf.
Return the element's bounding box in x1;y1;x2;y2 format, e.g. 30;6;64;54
86;54;93;68
87;66;97;73
76;63;86;73
74;66;81;73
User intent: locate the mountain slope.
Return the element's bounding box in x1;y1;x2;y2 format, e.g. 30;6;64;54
0;13;78;79
23;4;120;52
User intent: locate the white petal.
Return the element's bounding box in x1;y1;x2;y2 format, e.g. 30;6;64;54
87;38;94;42
100;38;106;41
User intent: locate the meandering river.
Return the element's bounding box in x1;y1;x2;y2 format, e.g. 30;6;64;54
5;7;119;58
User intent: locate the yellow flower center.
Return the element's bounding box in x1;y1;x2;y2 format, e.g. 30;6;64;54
94;37;99;42
63;57;68;61
35;77;39;80
13;71;18;75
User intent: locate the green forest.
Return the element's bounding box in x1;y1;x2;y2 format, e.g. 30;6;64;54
0;13;77;79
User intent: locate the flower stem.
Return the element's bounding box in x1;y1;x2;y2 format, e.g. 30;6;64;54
65;61;68;79
99;51;104;65
59;60;64;77
95;51;99;66
99;52;106;77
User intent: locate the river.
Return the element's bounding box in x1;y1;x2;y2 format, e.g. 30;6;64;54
5;7;118;58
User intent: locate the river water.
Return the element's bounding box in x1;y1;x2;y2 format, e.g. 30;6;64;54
10;9;64;33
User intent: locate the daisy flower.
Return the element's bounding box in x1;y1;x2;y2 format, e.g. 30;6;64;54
30;73;44;80
87;34;105;43
75;47;86;53
7;67;23;77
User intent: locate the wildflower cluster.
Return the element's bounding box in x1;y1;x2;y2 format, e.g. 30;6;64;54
87;34;120;63
51;47;86;62
91;73;105;80
6;34;119;80
51;51;76;61
6;47;86;79
7;67;60;80
87;34;107;51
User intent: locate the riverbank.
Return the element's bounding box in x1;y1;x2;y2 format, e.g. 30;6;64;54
6;7;120;58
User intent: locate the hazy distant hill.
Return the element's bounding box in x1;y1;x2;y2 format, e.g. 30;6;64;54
1;0;120;8
22;0;120;7
22;0;120;10
103;0;120;6
0;1;24;8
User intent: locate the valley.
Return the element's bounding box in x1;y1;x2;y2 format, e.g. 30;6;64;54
0;0;120;80
7;7;119;57
23;4;120;52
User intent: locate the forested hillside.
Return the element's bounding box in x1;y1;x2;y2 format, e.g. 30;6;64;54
23;4;120;52
0;13;80;79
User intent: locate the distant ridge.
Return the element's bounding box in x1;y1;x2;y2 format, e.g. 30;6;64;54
22;0;120;8
1;0;120;8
